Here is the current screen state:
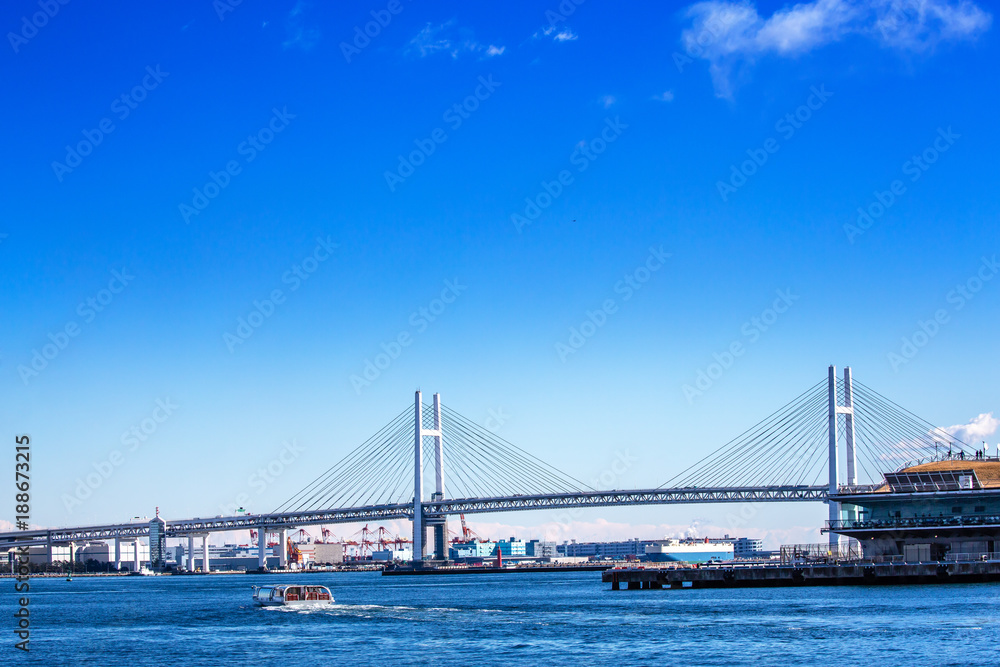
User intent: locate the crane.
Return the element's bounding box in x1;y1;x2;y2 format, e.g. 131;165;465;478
459;514;480;542
351;525;375;558
286;538;301;565
376;526;392;551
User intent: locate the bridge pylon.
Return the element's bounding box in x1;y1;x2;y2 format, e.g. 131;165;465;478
828;365;856;548
413;390;446;563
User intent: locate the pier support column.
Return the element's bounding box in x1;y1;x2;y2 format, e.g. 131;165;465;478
132;540;141;572
201;534;210;573
187;536;194;572
114;538;122;571
257;526;267;570
278;529;288;568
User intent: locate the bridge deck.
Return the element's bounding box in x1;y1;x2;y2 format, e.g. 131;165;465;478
0;486;826;548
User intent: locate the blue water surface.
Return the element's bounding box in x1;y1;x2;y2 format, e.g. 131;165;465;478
8;571;1000;666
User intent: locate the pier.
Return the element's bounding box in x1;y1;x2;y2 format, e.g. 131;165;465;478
603;560;1000;589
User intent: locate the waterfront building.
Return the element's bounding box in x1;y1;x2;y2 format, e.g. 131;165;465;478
828;459;1000;561
449;540;497;560
32;544;72;563
734;537;765;557
190;555;280;571
61;541;149;568
526;540;557;558
372;548;412;561
497;538;526;556
312;542;345;565
564;538;651;558
149;514;167;569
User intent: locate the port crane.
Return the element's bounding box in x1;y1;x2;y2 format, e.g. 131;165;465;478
286;537;301;564
459;514;482;541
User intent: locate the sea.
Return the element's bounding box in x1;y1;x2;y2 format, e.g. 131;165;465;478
10;571;1000;666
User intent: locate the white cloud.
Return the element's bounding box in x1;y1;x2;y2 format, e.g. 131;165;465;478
407;21;505;59
283;0;321;50
534;26;579;42
944;412;1000;446
652;90;676;102
681;0;992;97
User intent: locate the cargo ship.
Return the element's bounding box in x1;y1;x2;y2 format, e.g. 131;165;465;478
644;538;734;563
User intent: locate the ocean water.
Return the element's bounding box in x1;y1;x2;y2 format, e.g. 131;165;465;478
11;571;1000;666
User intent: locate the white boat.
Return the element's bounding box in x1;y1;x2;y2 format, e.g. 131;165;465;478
252;584;334;606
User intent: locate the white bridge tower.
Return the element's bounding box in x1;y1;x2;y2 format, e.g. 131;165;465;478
828;365;856;548
412;390;446;564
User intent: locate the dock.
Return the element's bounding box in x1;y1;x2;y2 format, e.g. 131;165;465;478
603;560;1000;589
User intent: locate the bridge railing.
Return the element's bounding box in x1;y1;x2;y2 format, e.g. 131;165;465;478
778;542;863;564
944;551;1000;562
836;483;883;494
825;514;1000;532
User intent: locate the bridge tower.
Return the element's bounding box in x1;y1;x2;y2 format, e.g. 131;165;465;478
413;391;446;563
828;365;857;548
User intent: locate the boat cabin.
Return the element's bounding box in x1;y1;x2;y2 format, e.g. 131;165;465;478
252;584;333;606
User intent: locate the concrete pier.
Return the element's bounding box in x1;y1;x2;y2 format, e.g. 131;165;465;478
604;561;1000;589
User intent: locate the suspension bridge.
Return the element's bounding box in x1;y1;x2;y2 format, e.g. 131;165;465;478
2;366;975;568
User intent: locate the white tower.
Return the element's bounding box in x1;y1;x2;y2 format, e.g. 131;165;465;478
412;391;445;563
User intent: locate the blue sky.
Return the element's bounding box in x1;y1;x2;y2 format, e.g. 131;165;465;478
1;0;998;547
